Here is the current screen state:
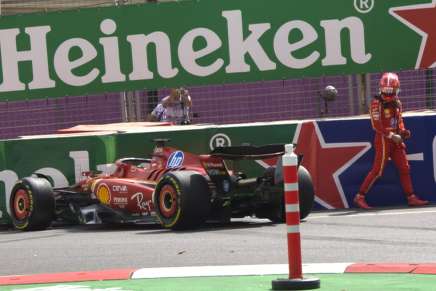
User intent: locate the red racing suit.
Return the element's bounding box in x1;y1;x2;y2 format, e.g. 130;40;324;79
359;96;414;196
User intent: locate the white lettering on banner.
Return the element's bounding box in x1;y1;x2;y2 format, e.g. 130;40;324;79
178;28;224;77
209;133;232;150
0;170;19;216
274;20;320;69
99;19;126;83
433;136;436;183
97;163;117;175
354;0;375;14
0;26;55;92
321;17;372;65
35;168;69;187
0;150;102;217
127;32;178;80
54;38;99;86
0;11;374;94
69;151;90;183
222;10;277;73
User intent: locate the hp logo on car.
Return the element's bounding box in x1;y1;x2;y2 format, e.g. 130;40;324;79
167;151;184;169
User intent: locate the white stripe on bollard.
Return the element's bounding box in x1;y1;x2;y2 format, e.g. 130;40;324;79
282;155;298;166
284;183;298;192
287;225;300;234
285;204;300;213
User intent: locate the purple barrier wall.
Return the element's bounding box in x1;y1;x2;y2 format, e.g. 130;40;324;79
0;93;122;139
0;69;434;139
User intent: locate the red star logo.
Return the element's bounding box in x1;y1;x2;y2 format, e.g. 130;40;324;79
390;1;436;69
292;122;370;209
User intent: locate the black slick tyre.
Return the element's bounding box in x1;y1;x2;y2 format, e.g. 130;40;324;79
9;177;55;231
153;171;211;230
298;166;315;220
258;165;314;222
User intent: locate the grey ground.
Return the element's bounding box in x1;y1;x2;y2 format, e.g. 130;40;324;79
1;206;436;276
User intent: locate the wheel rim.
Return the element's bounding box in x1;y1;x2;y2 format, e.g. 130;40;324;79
159;184;178;218
13;189;30;220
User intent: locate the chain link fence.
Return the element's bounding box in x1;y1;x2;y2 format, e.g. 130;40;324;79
0;1;434;139
0;0;175;15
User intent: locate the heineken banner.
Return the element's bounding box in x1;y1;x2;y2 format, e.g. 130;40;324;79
0;0;435;101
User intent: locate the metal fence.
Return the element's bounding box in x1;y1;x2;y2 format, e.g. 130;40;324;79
0;1;435;139
0;0;171;15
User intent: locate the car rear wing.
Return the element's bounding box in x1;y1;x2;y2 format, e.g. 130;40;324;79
210;144;286;160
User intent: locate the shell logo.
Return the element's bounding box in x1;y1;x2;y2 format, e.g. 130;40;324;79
96;183;111;205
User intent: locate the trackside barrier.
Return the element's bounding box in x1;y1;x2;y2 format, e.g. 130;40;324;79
272;144;320;290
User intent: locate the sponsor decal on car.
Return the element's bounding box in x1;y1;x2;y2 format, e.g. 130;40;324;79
166;151;184;169
131;192;152;215
113;197;128;205
96;183;111;205
112;185;128;193
90;179;100;192
203;162;225;168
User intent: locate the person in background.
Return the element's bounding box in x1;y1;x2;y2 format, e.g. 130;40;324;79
147;87;192;125
354;72;429;209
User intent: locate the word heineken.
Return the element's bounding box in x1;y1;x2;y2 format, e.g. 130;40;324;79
0;10;371;93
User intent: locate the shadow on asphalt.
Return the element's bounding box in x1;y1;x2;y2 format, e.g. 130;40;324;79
58;219;278;235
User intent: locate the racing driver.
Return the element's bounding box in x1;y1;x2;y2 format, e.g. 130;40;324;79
354;72;429;209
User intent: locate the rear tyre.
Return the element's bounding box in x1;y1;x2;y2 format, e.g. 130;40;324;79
298;166;315;220
153;171;211;230
256;165;314;222
9;177;55;231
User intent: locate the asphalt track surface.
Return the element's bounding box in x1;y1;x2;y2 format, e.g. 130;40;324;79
1;205;436;277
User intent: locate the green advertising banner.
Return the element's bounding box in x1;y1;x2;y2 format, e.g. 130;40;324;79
0;133;117;223
0;0;434;101
207;122;298;177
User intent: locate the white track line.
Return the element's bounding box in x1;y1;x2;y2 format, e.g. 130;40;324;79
131;263;353;279
309;209;436;219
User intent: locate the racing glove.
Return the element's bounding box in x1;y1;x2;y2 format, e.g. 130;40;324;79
400;129;411;140
391;134;403;144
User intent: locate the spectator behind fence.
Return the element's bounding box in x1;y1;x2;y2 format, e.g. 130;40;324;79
147;87;192;125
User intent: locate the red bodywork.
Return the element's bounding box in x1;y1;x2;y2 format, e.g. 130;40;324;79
73;145;225;218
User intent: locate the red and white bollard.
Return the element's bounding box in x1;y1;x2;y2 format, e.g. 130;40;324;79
272;144;320;290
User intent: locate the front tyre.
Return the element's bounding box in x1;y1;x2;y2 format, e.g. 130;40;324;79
153;171;211;230
9;177;55;231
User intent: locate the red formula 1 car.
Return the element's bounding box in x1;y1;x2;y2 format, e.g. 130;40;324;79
9;140;315;231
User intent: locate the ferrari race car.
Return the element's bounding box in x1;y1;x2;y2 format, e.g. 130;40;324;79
9;140;315;231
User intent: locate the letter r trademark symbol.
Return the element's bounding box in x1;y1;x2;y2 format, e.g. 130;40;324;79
209;133;232;150
354;0;374;14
